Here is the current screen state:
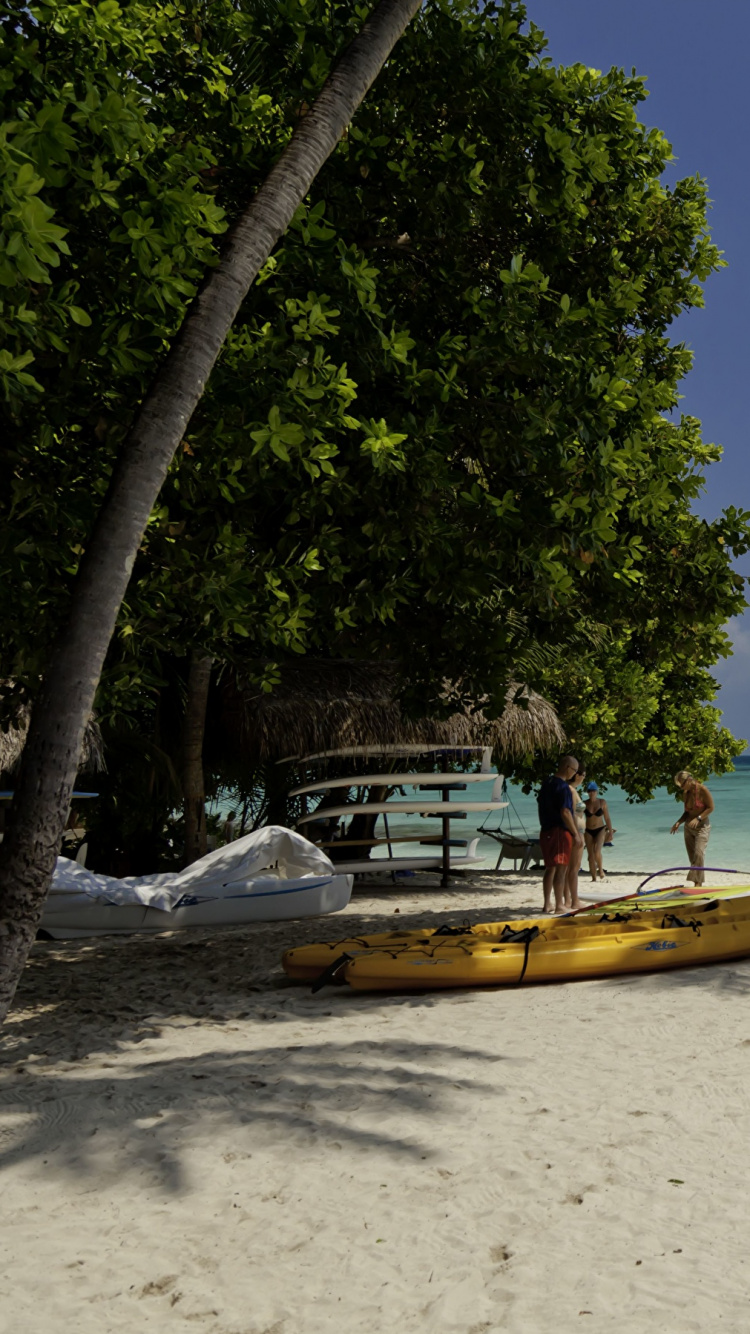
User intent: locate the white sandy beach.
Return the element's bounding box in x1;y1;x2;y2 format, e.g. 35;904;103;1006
2;867;750;1333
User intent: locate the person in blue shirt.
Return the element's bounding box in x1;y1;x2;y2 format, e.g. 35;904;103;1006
538;755;583;913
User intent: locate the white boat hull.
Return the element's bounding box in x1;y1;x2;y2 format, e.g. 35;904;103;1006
39;874;353;939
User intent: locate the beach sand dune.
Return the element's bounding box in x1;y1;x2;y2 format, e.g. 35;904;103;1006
2;870;750;1332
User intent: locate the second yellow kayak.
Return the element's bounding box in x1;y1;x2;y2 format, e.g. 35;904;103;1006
283;897;750;991
282;889;750;983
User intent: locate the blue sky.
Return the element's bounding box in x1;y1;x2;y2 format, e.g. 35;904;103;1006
523;0;750;745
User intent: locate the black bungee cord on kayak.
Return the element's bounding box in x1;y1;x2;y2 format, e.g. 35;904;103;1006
432;920;476;936
490;924;541;984
660;914;702;935
311;922;547;992
311;951;354;992
311;940;419;990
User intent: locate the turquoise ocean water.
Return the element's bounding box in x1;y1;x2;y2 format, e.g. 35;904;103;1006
368;756;750;874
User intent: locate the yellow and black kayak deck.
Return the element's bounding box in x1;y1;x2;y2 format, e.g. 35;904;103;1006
282;891;750;992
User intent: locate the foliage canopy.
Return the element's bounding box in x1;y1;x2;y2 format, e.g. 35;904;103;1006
1;0;747;822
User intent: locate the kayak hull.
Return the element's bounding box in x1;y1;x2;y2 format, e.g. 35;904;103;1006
343;916;750;990
282;895;750;989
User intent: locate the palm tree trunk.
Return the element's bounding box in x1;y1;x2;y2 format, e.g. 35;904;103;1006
0;0;421;1024
182;652;213;865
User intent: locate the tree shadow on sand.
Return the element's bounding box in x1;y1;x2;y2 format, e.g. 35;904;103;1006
0;1036;508;1191
3;898;528;1065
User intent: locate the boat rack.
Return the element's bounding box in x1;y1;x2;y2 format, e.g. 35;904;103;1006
292;760;507;888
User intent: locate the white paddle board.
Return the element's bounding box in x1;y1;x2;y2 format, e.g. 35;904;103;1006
290;773;503;797
298;800;508;823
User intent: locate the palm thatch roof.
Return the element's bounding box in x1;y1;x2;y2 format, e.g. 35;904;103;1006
212;661;564;765
0;694;105;777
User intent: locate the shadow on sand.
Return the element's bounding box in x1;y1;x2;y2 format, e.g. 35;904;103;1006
0;1034;508;1190
3;895;529;1062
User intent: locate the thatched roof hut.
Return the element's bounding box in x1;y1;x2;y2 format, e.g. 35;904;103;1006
0;695;105;777
211;661;564;766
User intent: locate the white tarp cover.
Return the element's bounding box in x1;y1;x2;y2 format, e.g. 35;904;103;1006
49;826;336;912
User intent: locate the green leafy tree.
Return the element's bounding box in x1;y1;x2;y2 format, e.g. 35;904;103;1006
303;3;750;706
2;0;748;1016
92;0;750;848
8;0;746;747
0;0;422;1021
130;0;749;732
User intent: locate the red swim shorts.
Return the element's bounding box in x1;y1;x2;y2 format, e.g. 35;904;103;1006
540;827;572;867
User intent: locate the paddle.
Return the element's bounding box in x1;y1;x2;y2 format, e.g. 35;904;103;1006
562;884;671;918
634;866;740;894
562;866;744;918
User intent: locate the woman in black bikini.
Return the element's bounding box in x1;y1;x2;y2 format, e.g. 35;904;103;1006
584;782;613;882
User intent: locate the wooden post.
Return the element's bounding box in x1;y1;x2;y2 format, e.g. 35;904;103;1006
441;756;450;888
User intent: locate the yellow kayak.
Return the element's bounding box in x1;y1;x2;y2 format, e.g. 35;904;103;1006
283;926;465;983
281;889;750;982
282;897;750;991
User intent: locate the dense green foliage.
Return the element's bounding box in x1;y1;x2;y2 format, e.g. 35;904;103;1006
1;0;391;706
511;639;743;801
1;0;747;828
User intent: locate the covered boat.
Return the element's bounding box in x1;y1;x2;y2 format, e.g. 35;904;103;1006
40;827;352;939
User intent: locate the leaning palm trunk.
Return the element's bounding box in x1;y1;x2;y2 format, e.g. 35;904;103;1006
0;0;421;1024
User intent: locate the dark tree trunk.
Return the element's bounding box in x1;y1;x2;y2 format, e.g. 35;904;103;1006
261;762;296;830
0;0;421;1024
182;653;213;865
346;786;390;857
322;785;392;863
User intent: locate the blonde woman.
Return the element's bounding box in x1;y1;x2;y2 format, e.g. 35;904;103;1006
670;771;714;886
